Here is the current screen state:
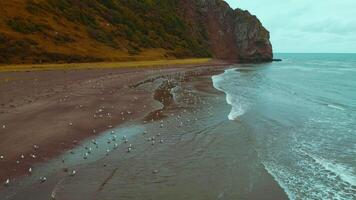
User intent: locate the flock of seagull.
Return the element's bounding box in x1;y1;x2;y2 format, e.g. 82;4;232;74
0;73;209;190
1;119;168;188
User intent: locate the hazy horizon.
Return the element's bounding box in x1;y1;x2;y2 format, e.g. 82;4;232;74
226;0;356;53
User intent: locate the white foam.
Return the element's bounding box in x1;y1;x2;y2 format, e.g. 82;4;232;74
327;104;345;111
212;69;246;120
310;154;356;186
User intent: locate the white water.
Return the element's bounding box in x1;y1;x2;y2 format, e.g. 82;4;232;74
211;54;356;200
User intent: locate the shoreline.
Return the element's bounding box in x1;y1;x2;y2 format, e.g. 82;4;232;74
0;63;288;200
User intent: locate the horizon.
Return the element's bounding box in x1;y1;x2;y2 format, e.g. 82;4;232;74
226;0;356;54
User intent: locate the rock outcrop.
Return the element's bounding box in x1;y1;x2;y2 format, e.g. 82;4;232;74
178;0;273;62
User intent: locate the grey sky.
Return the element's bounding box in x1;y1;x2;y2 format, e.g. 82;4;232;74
225;0;356;53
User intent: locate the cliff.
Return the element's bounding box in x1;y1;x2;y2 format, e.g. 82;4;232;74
0;0;272;64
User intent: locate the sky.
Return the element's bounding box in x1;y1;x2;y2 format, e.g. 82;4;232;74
225;0;356;53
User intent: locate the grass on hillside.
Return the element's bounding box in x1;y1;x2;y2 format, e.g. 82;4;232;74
0;58;212;73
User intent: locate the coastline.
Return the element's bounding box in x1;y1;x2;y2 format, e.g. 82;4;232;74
0;63;288;199
0;62;229;182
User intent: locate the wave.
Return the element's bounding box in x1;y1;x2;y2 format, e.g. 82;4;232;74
262;151;356;200
212;69;246;120
306;153;356;186
327;104;346;111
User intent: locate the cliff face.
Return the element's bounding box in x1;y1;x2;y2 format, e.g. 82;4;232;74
0;0;272;64
178;0;273;62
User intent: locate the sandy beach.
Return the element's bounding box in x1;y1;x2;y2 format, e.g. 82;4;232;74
0;62;288;200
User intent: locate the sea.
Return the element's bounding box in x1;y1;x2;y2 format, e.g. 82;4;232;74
212;53;356;200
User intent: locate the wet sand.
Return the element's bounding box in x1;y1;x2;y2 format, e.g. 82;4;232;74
0;64;288;199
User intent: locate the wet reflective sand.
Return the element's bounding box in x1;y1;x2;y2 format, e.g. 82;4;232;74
0;71;288;200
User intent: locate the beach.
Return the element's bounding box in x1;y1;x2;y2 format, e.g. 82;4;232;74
0;62;288;200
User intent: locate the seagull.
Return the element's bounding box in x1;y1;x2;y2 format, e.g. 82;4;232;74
70;170;76;176
0;155;4;160
106;149;110;155
20;154;25;159
4;179;9;186
152;141;155;145
69;122;73;126
127;147;132;153
29;168;32;174
33;145;39;150
40;177;47;183
143;131;147;135
159;139;164;143
30;154;37;159
1;125;5;129
114;143;118;149
83;153;88;159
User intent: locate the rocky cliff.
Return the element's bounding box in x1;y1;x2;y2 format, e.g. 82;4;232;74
178;0;273;62
0;0;272;64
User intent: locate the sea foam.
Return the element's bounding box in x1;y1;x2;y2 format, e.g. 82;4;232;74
212;69;246;120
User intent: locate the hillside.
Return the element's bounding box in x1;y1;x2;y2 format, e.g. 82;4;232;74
0;0;272;64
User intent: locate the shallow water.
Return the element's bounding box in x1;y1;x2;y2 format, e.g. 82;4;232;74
212;53;356;199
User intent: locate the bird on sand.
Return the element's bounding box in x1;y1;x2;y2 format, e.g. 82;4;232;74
40;177;47;183
70;170;76;176
4;179;10;186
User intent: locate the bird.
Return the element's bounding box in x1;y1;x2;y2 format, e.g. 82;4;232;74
33;145;39;150
40;177;47;183
29;168;32;174
70;170;76;176
127;147;132;153
0;155;4;160
20;154;25;159
152;141;155;145
1;125;5;129
4;179;10;186
159;139;164;144
114;143;118;149
83;153;88;159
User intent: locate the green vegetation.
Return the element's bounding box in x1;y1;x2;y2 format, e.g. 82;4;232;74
6;18;52;34
25;0;212;57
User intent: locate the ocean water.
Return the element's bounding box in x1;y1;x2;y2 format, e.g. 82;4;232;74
212;53;356;200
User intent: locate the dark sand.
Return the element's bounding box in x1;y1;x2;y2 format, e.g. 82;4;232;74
0;64;288;200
